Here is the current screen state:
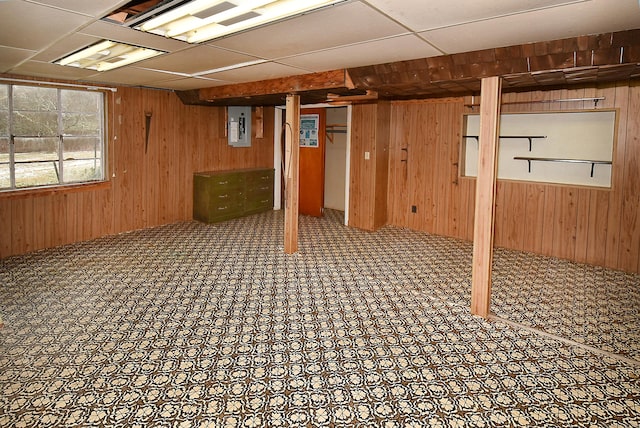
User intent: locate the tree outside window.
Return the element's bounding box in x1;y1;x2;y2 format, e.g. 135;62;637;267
0;84;105;191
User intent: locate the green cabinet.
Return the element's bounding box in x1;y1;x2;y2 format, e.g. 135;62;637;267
193;168;274;223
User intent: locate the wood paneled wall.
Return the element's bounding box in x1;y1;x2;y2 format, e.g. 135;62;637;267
386;81;640;274
388;98;474;238
349;102;390;231
0;85;274;258
3;77;638;274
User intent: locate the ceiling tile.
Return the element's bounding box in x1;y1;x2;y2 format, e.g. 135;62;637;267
0;47;36;73
31;33;102;62
419;0;640;54
147;77;232;91
363;0;591;31
200;62;309;83
79;21;189;53
9;60;100;80
280;35;442;72
208;1;409;59
0;0;637;93
135;45;259;75
84;66;216;88
0;1;92;50
26;0;126;17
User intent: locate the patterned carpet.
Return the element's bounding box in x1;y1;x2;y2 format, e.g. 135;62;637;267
1;209;639;427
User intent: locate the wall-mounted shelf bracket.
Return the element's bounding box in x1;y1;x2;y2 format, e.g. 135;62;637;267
326;123;347;143
463;135;546;151
514;156;612;177
464;97;605;109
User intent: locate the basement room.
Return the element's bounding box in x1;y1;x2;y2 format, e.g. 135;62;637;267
1;0;639;426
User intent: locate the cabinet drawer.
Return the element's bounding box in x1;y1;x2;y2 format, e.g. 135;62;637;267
194;175;242;198
209;175;242;188
245;194;273;213
209;187;244;200
245;170;274;186
246;184;272;198
196;172;243;188
210;200;244;215
203;200;244;223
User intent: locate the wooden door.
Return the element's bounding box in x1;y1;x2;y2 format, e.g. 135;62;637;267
299;108;326;216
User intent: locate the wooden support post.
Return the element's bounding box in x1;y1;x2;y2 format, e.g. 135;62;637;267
284;94;300;254
471;76;502;318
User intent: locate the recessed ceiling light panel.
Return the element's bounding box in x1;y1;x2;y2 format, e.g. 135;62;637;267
132;0;348;43
55;41;166;72
193;1;237;19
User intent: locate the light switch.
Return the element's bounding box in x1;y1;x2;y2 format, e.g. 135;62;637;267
364;151;370;160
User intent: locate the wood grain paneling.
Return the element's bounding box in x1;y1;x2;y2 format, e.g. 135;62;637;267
523;183;545;254
284;94;300;254
471;76;502;318
349;29;640;99
195;69;354;103
619;83;640;272
387;106;412;227
348;102;389;231
349;104;376;230
387;98;467;238
0;84;274;258
374;102;391;230
574;188;591;264
3;78;638;274
386;82;640;273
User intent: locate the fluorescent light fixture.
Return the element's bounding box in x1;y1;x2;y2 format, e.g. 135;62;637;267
134;0;347;43
193;59;268;75
56;41;166;72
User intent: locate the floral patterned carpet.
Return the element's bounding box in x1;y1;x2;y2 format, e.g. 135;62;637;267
1;209;639;427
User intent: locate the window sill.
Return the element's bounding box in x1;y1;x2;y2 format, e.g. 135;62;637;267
0;180;111;200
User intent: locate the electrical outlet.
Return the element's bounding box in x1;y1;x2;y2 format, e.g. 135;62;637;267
411;205;417;213
364;151;370;160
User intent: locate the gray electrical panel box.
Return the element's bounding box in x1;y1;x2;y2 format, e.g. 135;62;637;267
227;106;251;147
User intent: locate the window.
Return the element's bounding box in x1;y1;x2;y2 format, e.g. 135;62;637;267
462;110;616;188
0;84;105;191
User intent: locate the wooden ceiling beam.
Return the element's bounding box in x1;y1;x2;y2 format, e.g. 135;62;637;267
176;29;640;106
348;28;640;98
197;69;354;102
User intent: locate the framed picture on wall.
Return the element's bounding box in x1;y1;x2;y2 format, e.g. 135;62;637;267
300;114;319;147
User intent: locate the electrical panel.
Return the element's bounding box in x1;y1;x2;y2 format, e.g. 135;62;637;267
227;106;251;147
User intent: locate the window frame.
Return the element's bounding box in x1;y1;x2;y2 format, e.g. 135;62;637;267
0;82;108;193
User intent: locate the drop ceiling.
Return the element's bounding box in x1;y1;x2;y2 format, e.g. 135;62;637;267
1;0;639;98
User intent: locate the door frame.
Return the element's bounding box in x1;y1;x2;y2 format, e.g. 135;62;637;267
273;104;352;225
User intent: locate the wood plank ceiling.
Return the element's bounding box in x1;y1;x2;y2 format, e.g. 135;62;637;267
349;29;640;99
177;29;640;106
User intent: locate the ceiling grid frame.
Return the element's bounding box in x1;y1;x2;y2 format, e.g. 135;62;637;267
0;0;637;94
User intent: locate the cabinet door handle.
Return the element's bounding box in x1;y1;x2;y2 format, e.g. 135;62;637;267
218;206;228;210
261;199;269;203
218;180;228;185
218;194;229;199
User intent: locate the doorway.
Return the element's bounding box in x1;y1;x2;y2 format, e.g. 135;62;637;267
324;107;348;212
273;105;350;223
299;108;326;217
